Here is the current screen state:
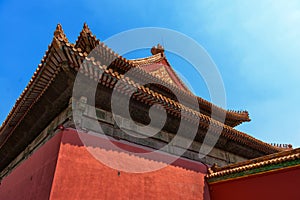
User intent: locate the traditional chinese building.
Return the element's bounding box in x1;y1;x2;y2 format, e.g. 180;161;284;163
0;23;296;199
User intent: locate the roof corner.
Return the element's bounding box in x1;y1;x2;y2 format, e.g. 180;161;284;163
82;22;92;34
75;23;100;53
151;44;165;55
54;24;69;43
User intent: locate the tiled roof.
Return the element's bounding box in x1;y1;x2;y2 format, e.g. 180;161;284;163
76;25;251;127
0;23;281;162
75;23;100;53
132;55;191;93
129;53;164;65
74;55;279;155
206;147;300;183
0;24;68;149
74;27;251;126
129;45;250;126
270;143;293;150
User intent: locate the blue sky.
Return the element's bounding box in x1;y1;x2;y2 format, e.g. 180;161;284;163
1;0;300;147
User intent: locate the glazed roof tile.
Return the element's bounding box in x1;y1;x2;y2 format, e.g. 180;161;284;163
0;23;281;159
207;147;300;181
70;48;279;155
129;49;250;126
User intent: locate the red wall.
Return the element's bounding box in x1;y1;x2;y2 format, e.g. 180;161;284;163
50;129;210;200
209;166;300;200
0;132;62;200
0;128;210;200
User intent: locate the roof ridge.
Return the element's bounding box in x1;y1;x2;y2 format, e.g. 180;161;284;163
128;53;250;123
130;53;163;61
162;57;192;93
74;23;100;53
0;33;69;147
54;24;68;43
211;147;300;173
76;56;279;154
129;57;250;123
83;22;92;34
0;30;279;160
72;25;249;124
207;148;300;180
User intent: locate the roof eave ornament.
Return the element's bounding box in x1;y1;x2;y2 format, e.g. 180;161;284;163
54;24;69;43
82;22;92;34
151;44;165;55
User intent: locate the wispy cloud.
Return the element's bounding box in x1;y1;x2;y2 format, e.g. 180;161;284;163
1;0;300;146
188;1;300;146
83;0;300;146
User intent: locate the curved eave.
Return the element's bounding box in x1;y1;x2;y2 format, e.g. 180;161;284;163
0;24;279;172
74;23;100;54
73;24;251;127
207;147;300;183
74;54;280;156
0;37;67;141
129;53;251;127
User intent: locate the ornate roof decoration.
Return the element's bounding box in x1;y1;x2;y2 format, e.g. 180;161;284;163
75;22;100;53
0;24;71;148
207;147;299;184
0;23;283;171
129;53;164;66
130;50;191;93
130;46;250;126
54;24;68;43
83;22;91;34
151;44;165;55
270;143;293;150
73;55;279;155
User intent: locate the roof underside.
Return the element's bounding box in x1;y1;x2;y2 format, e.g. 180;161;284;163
0;23;281;172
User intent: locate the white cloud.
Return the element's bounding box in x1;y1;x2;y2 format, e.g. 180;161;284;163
83;0;300;146
175;1;300;146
